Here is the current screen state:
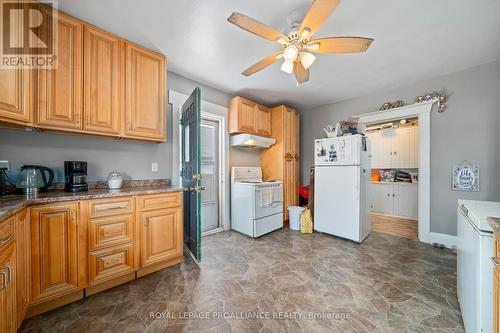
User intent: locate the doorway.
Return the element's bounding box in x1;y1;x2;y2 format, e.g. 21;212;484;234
200;116;223;236
366;118;419;239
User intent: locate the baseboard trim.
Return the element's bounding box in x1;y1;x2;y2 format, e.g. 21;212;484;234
427;232;457;249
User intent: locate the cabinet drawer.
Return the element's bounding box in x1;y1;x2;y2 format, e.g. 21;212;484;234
0;216;15;253
89;243;134;285
89;197;134;218
88;214;133;251
138;192;182;211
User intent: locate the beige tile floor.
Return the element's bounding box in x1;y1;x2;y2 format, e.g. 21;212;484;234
20;229;465;332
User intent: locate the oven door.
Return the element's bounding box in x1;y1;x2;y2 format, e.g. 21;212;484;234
254;186;283;219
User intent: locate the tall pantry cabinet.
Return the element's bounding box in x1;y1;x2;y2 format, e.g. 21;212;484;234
261;105;300;221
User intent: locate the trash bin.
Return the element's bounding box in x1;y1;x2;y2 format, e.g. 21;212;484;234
288;206;305;231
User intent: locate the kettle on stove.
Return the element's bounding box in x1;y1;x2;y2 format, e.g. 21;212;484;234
16;165;54;194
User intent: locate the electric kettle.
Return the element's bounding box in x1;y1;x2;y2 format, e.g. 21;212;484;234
16;165;55;194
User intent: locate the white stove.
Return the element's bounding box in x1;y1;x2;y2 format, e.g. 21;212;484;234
231;167;283;238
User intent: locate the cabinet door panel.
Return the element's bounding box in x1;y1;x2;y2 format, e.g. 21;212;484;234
30;203;79;303
0;243;16;333
37;9;83;130
125;43;166;140
283;158;297;221
494;268;500;333
256;105;271;137
0;68;31;124
84;26;122;134
88;214;133;251
238;99;256;133
284;107;294;156
378;129;395;168
393;184;418;219
370;183;393;215
15;209;30;326
391;127;411;168
140;208;182;267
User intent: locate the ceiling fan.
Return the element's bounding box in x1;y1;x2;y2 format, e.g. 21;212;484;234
227;0;373;84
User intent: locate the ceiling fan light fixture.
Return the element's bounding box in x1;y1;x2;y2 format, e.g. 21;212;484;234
300;28;311;41
283;45;299;62
276;37;289;46
300;51;316;69
280;60;294;74
304;42;320;51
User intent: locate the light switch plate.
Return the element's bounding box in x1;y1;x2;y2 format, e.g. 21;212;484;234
152;163;159;172
0;160;10;172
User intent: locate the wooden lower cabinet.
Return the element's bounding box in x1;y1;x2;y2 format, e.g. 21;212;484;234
4;191;183;325
29;203;80;306
14;209;30;327
139;208;182;267
0;243;16;333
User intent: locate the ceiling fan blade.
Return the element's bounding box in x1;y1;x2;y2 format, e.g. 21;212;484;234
228;12;287;43
242;52;283;76
308;37;373;53
294;61;309;84
300;0;341;38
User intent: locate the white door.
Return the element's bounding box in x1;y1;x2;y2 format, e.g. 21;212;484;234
392;184;418;219
200;118;220;233
370;183;393;215
314;166;361;241
366;131;381;168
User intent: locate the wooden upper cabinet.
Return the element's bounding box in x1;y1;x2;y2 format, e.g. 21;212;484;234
37;9;83;130
30;203;80;304
125;43;166;141
256;105;272;137
0;1;32;126
0;68;32;125
83;26;122;135
228;96;272;137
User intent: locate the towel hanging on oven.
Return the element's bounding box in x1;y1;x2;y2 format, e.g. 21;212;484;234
259;187;283;207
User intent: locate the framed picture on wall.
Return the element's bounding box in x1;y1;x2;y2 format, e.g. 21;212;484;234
452;161;479;191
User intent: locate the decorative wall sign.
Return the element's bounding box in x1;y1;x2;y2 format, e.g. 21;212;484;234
452;161;479;191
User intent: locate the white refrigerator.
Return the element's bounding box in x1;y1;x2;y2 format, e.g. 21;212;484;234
313;135;371;242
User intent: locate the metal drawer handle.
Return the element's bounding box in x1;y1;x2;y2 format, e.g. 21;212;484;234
0;271;6;290
492;257;500;267
97;202;128;211
0;235;12;245
5;265;11;284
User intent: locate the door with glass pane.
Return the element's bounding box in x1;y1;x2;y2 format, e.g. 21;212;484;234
200;118;220;234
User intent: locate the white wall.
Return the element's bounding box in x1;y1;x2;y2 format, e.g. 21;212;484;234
299;60;500;236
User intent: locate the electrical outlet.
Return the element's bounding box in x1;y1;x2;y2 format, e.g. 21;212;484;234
0;160;10;172
152;163;159;172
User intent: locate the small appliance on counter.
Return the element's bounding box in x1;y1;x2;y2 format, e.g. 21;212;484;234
107;171;123;189
16;165;54;194
0;168;7;196
65;161;88;192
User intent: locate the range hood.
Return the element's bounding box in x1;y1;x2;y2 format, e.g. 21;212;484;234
230;134;276;149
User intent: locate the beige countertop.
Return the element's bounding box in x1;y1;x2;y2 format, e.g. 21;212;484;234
0;185;185;223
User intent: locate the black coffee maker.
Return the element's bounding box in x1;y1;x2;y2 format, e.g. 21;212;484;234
64;161;88;192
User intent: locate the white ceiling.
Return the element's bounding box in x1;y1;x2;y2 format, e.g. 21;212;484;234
58;0;500;110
